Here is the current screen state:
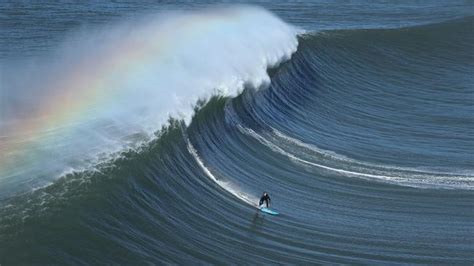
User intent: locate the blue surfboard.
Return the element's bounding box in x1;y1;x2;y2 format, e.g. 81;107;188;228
260;207;279;215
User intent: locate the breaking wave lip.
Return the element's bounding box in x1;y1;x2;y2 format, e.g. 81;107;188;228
0;5;300;196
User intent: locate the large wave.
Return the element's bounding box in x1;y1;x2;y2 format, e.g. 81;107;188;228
0;6;299;197
1;8;473;264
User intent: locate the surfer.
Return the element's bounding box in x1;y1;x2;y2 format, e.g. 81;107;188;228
259;192;271;208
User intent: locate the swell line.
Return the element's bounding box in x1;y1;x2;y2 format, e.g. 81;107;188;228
237;125;474;190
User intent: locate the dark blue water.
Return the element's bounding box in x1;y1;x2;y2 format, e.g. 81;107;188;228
1;1;473;264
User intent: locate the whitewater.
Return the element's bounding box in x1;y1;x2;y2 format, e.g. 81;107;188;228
0;6;298;197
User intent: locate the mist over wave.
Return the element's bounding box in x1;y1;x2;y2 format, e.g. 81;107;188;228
0;6;298;196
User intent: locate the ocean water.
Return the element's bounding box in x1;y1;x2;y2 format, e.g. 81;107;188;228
1;1;473;264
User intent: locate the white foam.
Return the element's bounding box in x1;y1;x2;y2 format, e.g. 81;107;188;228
0;6;299;194
237;125;474;190
272;128;473;176
186;137;257;207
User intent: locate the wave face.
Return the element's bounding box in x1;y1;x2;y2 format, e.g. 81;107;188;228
1;2;474;264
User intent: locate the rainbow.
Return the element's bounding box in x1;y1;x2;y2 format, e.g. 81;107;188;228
0;6;298;187
0;10;241;177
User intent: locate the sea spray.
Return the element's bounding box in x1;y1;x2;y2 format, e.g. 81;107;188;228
0;6;299;196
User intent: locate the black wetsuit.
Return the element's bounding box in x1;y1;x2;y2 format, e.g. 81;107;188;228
259;194;271;208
